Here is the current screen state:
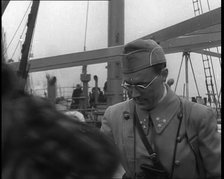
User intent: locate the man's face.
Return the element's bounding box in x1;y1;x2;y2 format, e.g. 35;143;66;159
123;67;166;111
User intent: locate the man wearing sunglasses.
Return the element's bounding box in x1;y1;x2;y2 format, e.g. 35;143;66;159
101;39;220;179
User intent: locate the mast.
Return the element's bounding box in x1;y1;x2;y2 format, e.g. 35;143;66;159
107;0;124;105
1;0;10;16
17;0;40;90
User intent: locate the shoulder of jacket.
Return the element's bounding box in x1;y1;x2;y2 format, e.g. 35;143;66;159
181;98;216;136
180;97;213;116
106;100;132;111
104;100;131;117
185;100;214;119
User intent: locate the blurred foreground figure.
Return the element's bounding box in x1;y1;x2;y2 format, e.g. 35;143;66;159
2;62;120;179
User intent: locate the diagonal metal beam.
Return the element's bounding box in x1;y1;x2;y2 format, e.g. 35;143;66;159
9;45;124;72
10;32;221;72
191;50;221;58
9;32;221;72
8;7;221;72
185;24;220;36
161;32;221;53
140;7;221;43
163;40;220;54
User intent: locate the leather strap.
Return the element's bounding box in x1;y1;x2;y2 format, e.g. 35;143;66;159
133;105;165;169
183;99;206;178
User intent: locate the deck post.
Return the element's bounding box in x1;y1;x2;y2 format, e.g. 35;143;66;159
107;0;124;105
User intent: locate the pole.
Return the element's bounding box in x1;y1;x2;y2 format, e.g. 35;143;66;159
107;0;124;105
184;52;189;100
80;65;90;110
17;0;40;89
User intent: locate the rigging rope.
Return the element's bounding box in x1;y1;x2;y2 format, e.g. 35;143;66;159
174;54;184;93
206;0;211;11
191;0;221;110
188;55;200;96
205;0;221;68
11;24;27;60
198;0;203;13
207;51;220;107
205;0;221;107
4;2;32;57
28;6;39;60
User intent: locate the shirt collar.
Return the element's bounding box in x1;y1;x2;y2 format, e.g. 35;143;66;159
150;85;180;134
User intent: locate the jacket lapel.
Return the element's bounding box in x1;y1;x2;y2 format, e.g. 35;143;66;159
150;86;180;134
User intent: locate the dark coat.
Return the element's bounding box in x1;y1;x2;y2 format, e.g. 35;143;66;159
101;86;221;179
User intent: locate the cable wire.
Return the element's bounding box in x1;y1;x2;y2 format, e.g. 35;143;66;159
11;24;27;60
206;0;211;11
198;0;203;13
4;2;32;56
174;54;184;93
188;55;200;96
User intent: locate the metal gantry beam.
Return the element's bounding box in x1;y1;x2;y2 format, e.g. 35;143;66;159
9;45;124;72
186;24;220;36
161;32;221;54
140;7;221;43
8;7;221;73
192;49;221;58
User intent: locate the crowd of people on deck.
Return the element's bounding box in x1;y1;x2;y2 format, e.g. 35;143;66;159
70;82;107;109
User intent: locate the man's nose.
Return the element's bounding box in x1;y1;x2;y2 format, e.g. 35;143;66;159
131;87;141;98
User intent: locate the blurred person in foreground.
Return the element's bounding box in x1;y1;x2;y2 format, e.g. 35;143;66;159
100;39;221;179
2;61;120;179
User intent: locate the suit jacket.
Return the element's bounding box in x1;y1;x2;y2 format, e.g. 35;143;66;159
101;86;221;179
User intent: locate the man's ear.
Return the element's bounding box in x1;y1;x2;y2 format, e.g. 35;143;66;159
161;68;168;82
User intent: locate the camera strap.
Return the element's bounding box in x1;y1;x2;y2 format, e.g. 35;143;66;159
133;105;166;170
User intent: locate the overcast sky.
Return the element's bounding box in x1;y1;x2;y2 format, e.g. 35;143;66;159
2;0;221;98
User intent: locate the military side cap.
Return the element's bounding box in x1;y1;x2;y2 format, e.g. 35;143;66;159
122;39;166;74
